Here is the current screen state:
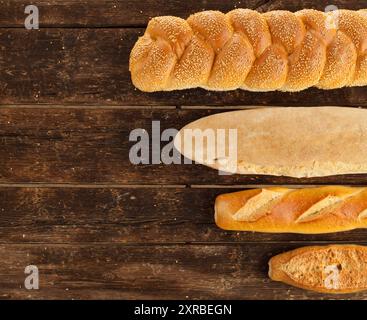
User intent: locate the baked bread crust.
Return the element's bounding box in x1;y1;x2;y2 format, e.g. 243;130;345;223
215;186;367;234
269;245;367;294
174;107;367;178
130;9;367;92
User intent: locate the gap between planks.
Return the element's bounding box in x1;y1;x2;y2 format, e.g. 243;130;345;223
0;183;186;188
0;105;364;110
190;184;367;188
0;25;147;29
0;105;177;110
0;241;364;246
0;183;365;189
181;105;365;109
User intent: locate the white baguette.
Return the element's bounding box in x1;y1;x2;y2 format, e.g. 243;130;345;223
174;107;367;178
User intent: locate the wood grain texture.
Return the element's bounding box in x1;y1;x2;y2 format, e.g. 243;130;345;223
0;0;365;27
0;28;367;106
2;107;367;185
2;187;367;244
1;0;367;300
1;243;367;300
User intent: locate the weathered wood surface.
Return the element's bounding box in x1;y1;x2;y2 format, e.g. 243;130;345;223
2;107;367;185
1;243;366;300
0;0;365;27
1;187;367;244
1;0;367;300
0;28;367;106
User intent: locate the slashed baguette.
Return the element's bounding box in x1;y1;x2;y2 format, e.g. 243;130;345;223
215;186;367;234
269;245;367;294
130;9;367;92
174;107;367;178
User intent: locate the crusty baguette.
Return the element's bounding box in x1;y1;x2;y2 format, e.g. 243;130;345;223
215;186;367;234
269;245;367;294
174;107;367;178
130;9;367;92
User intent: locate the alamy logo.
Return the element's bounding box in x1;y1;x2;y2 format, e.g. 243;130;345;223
129;121;238;174
324;264;340;290
24;265;39;290
325;5;340;30
25;5;39;30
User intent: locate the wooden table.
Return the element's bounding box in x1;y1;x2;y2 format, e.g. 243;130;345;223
1;0;367;300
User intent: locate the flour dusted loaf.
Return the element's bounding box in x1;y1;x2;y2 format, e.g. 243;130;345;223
130;9;367;92
269;245;367;293
215;186;367;234
174;107;367;178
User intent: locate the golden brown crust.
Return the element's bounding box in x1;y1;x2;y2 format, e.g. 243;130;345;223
269;245;367;294
130;9;367;92
215;186;367;234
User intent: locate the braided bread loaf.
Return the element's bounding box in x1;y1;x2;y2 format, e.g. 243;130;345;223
215;186;367;234
130;9;367;92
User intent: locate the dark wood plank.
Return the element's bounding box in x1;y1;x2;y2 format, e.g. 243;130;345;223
1;242;367;299
0;0;364;27
0;0;365;302
2;186;367;244
2;107;367;185
1;28;367;106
